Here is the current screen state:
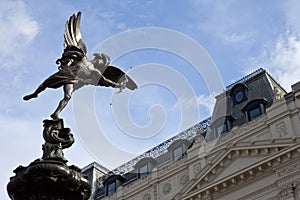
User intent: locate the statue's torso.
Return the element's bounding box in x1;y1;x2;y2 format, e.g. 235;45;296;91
76;58;95;78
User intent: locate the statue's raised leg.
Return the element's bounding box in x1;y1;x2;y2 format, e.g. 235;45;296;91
50;84;74;119
23;83;47;101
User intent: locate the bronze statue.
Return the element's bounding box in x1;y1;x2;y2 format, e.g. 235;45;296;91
23;12;137;119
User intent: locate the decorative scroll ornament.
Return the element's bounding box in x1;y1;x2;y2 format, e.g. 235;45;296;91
43;118;74;149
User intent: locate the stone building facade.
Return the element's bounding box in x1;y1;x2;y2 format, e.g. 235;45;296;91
83;69;300;200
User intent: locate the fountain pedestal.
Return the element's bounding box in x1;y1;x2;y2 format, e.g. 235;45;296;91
7;119;91;200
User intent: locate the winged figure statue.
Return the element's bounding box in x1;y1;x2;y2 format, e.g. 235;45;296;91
23;12;137;119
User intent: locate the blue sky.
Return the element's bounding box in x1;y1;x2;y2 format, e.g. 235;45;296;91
1;0;300;199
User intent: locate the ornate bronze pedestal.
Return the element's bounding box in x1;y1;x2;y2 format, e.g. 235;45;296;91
7;119;91;200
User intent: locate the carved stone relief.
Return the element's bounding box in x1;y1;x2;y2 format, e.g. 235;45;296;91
276;122;287;137
273;87;284;101
179;175;189;186
162;183;172;195
194;163;202;175
278;182;299;200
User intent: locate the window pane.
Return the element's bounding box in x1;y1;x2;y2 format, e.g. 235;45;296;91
249;107;261;120
107;182;116;195
139;164;148;178
173;146;183;160
235;91;245;103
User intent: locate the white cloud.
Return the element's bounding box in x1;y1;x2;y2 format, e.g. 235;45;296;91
197;93;216;118
223;33;255;45
0;0;39;68
250;0;300;90
244;0;300;91
266;33;300;90
173;92;216;119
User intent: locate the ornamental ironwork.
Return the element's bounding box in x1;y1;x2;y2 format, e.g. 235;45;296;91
112;117;211;174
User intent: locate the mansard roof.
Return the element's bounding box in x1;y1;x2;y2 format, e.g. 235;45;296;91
209;68;286;134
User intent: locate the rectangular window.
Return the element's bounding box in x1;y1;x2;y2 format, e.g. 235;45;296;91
249;107;261;120
173;146;183;160
107;182;116;195
139;164;148;178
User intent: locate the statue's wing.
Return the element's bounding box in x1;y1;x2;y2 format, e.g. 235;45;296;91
64;12;87;54
98;66;138;90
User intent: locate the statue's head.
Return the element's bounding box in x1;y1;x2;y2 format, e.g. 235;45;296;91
93;53;111;66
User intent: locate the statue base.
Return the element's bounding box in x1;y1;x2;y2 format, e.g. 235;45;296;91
7;159;91;200
7;118;91;200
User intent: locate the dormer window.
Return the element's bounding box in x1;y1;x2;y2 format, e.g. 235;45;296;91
216;123;229;135
139;164;149;178
173;146;183;160
134;157;157;179
167;139;191;161
210;115;235;136
103;174;125;196
230;83;248;105
249;107;261;120
242;98;268;121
